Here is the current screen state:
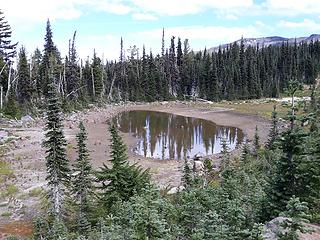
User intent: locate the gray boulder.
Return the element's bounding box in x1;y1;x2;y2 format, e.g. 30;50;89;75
167;186;185;195
262;217;290;240
21;115;34;124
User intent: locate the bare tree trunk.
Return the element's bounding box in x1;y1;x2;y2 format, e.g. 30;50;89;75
291;93;295;131
0;85;3;110
66;86;85;99
58;71;62;95
108;73;116;101
5;63;12;101
0;62;8;77
101;57;105;100
79;59;83;84
64;61;66;89
91;67;95;97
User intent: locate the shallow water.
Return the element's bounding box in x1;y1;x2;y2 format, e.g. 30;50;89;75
112;110;244;160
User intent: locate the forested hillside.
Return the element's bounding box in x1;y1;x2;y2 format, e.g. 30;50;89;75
0;11;320;117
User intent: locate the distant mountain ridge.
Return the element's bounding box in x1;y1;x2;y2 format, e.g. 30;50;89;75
208;34;320;52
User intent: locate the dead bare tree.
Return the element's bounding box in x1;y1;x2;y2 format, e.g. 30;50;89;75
91;67;95;97
108;71;116;102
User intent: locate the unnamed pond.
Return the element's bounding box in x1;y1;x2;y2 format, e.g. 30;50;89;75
112;110;244;160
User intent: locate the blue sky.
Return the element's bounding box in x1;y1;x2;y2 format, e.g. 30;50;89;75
2;0;320;60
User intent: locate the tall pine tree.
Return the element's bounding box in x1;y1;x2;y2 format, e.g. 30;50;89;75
17;46;33;104
72;121;93;234
43;76;70;220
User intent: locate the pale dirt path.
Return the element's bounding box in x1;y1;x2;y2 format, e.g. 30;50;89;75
0;101;270;231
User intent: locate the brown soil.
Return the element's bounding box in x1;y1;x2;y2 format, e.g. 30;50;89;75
0;221;33;239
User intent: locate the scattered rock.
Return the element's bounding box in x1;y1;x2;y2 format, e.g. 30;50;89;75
167;186;185;195
193;160;204;172
262;217;290;240
0;129;8;141
21;115;34;124
193;153;204;161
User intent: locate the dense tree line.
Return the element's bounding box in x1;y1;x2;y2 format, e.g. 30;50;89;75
1;11;320;117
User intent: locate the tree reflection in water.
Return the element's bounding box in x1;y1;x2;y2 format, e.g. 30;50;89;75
112;110;244;160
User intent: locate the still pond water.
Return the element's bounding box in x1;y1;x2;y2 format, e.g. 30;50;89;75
112;110;244;160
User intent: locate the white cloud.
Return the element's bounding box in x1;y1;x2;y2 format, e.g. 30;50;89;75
279;19;320;31
264;0;320;16
224;14;238;20
132;13;158;21
1;0;254;24
1;0;132;26
255;21;265;27
2;0;83;24
87;0;132;15
76;34;121;61
2;0;320;28
130;0;253;16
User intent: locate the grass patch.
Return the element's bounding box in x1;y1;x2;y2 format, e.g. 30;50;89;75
28;187;43;197
6;184;19;196
213;99;309;120
14;155;22;161
1;136;17;145
0;202;8;207
0;161;13;183
149;168;160;174
67;143;74;152
214;101;288;119
0;184;19;198
1;211;12;218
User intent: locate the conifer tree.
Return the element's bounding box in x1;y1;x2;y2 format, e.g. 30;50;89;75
176;37;183;68
169;36;180;96
267;118;307;218
241;139;251;165
220;136;231;172
40;19;61;96
279;196;311;240
146;51;157;101
33;217;49;240
43;77;70;220
253;126;261;157
180;39;193;97
298;113;320;215
141;45;148;100
72;121;93;234
182;157;192;189
17;46;32;104
31;48;42;99
239;38;248;99
0;9;17;105
208;53;219;101
267;105;279;149
0;10;18;62
91;50;103;100
96;124;150;210
65;31;80;100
